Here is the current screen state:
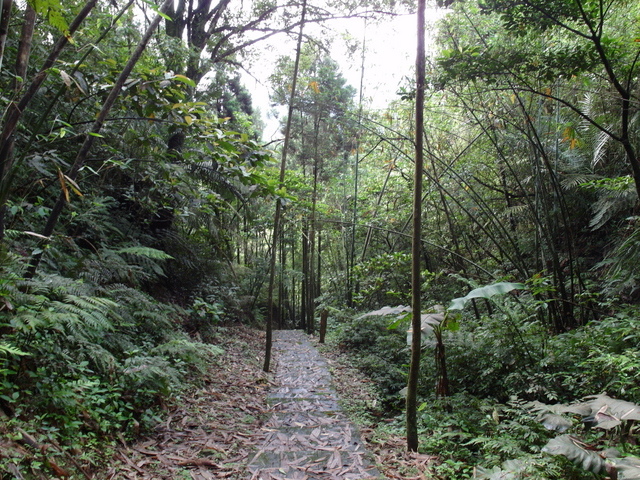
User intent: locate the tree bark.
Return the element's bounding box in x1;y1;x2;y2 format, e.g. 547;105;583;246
0;0;13;71
13;4;36;91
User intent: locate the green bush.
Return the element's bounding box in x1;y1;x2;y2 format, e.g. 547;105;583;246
0;270;223;442
333;315;409;406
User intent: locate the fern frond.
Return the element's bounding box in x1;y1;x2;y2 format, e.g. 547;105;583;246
189;162;244;202
560;173;600;190
0;342;29;357
592;129;611;167
121;355;179;396
116;246;173;260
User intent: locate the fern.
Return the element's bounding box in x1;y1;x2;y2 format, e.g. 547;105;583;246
600;224;640;295
560;173;600;190
121;355;179;397
116;246;173;260
592;129;612;167
79;247;167;286
151;338;223;376
0;342;28;357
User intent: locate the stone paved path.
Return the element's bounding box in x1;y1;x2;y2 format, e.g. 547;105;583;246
247;330;381;480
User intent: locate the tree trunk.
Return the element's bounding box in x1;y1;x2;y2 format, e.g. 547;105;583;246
13;4;36;91
263;0;307;372
0;0;13;71
406;0;426;453
319;309;328;344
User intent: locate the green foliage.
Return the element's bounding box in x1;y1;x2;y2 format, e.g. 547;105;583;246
448;282;526;311
413;395;560;479
531;395;640;479
352;252;412;308
29;0;70;39
541;310;640;402
0;271;224;452
333;315;409;406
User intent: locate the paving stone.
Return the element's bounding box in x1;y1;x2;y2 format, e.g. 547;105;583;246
247;330;381;480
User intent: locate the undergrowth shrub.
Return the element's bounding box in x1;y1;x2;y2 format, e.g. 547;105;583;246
542;309;640;403
333;315;408;408
414;395;586;479
0;270;223;443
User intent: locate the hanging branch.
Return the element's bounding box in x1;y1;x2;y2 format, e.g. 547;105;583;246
263;0;308;372
407;0;426;453
26;0;174;277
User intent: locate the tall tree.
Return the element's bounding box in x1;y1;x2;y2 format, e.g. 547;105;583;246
407;0;426;453
264;0;308;373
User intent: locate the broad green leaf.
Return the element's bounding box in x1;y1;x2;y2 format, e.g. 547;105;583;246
448;282;526;310
542;435;605;474
172;74;196;87
139;0;171;20
387;311;411;330
615;456;640;479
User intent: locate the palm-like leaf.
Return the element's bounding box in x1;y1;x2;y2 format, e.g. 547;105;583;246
542;435;606;474
448;282;525;310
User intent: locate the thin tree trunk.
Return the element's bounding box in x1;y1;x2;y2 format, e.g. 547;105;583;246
13;4;36;91
0;0;13;71
361;158;393;261
263;0;307;372
345;24;367;305
407;0;426;453
307;126;319;334
316;227;321;298
26;0;173;277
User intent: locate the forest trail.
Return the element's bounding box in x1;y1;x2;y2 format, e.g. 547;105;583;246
248;330;381;480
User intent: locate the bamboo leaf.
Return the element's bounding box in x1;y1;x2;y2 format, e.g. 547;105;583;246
57;168;70;202
172;74;196;87
63;174;83;197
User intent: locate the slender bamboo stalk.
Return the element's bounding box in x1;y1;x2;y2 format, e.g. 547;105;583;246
407;0;426;453
263;0;307;372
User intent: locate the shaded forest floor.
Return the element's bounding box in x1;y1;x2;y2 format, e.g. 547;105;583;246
103;326;434;479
